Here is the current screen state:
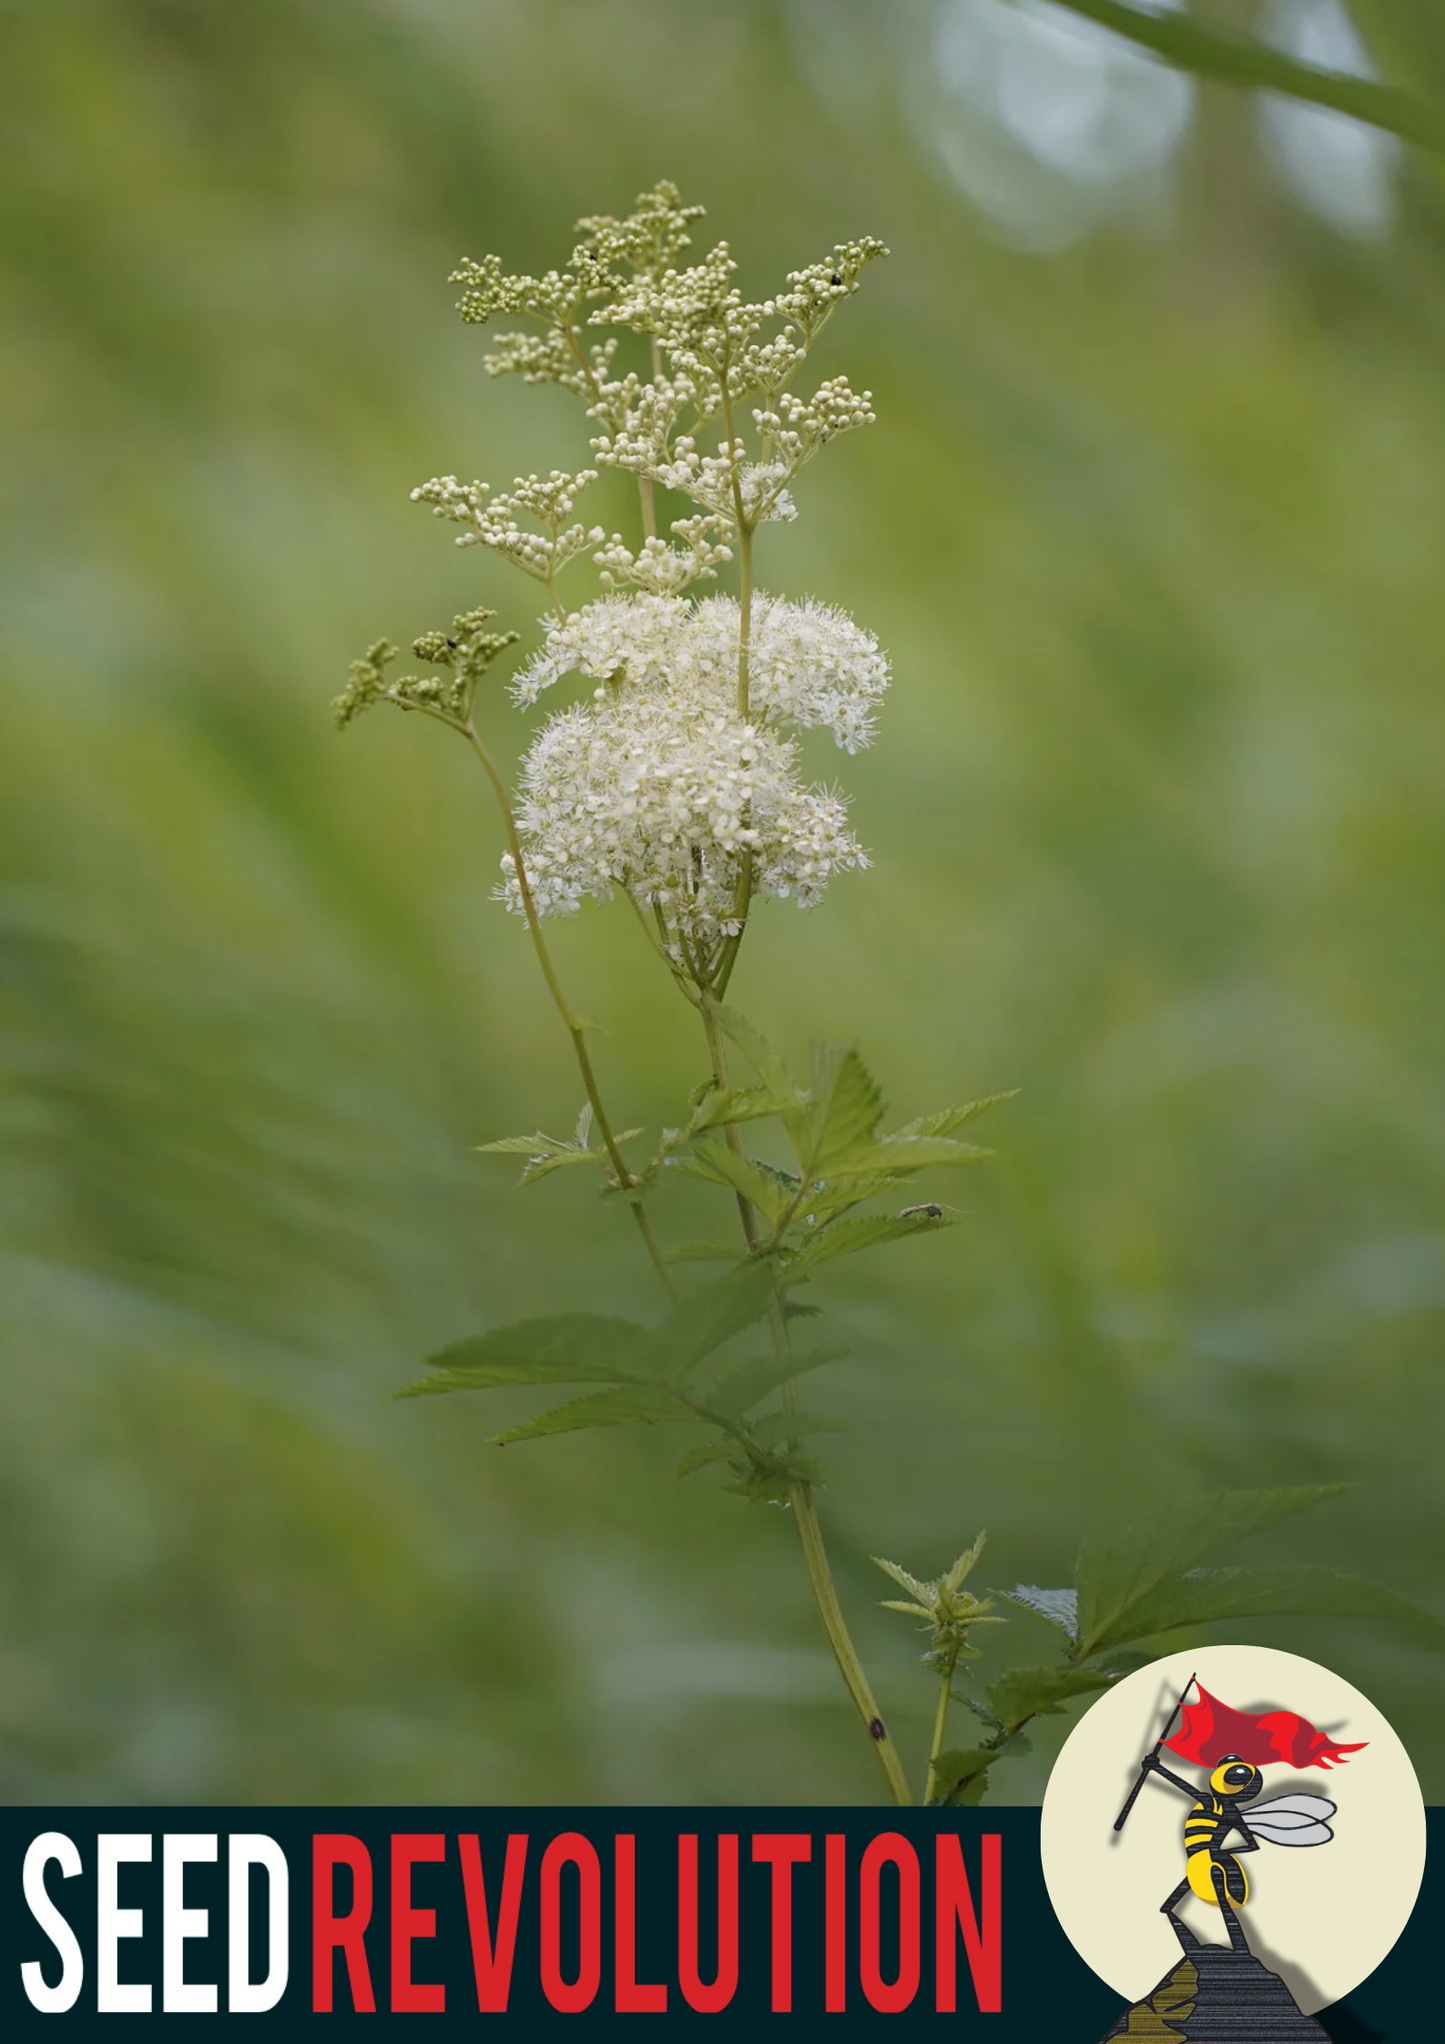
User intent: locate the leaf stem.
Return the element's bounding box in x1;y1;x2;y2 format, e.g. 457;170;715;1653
926;1643;961;1805
461;720;677;1300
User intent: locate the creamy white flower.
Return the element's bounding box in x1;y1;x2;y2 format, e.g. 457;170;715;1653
513;590;888;753
499;687;868;938
500;588;883;938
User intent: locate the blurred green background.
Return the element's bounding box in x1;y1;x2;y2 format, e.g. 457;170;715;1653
2;0;1443;1807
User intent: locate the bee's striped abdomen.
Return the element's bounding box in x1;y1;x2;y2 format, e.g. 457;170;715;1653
1183;1794;1248;1909
1184;1794;1221;1859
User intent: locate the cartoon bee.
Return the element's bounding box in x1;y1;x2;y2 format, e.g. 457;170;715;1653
1139;1750;1337;1948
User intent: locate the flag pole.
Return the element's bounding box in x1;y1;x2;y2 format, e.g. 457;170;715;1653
1113;1671;1197;1833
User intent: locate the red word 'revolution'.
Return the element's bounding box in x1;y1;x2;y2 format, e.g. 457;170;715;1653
312;1829;1002;2015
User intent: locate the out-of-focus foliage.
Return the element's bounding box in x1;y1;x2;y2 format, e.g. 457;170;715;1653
1;0;1442;1805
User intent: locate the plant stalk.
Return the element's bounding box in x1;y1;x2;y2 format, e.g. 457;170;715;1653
792;1470;913;1806
696;996;909;1805
462;721;677;1300
925;1643;961;1805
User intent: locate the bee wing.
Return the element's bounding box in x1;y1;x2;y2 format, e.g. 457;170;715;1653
1246;1795;1336;1847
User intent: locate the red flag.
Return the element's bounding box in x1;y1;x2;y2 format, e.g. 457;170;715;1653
1163;1682;1368;1771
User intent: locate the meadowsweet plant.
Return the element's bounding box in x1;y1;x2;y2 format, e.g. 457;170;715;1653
338;183;1433;1806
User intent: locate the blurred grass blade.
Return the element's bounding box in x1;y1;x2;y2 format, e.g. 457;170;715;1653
1051;0;1445;152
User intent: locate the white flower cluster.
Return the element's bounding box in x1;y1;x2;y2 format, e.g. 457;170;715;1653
643;437;799;526
594;516;734;595
515;592;889;753
411;470;604;582
499;592;888;944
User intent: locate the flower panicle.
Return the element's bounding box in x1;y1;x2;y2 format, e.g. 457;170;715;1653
334;609;518;730
447;179;888;533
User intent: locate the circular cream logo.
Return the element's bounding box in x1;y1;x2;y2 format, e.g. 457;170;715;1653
1040;1645;1425;2021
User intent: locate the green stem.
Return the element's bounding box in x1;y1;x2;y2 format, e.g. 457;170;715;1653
462;721;677;1301
791;1465;913;1807
926;1643;961;1806
696;993;909;1806
699;991;762;1252
625;891;700;1006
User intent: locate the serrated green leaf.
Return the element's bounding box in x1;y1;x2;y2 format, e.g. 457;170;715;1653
674;1133;791;1223
880;1599;936;1621
703;1347;846;1417
1089;1649;1154;1679
889;1092;1018;1139
996;1586;1080;1640
1073;1486;1352;1659
1103;1565;1445;1650
943;1532;988;1593
493;1384;690;1444
645;1258;777;1380
674;1440;737;1478
986;1664;1117;1728
825;1135;993;1180
931;1747;998;1789
714;1005;800;1109
873;1555;932;1602
477;1123;642;1185
811;1045;885;1173
745;1410;847;1449
688;1086;795;1136
476;1131;571;1156
952;1691;1005;1731
518;1146;608;1184
934;1729;1032;1806
787;1209;953;1273
393;1312;649;1399
797;1172;915;1226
